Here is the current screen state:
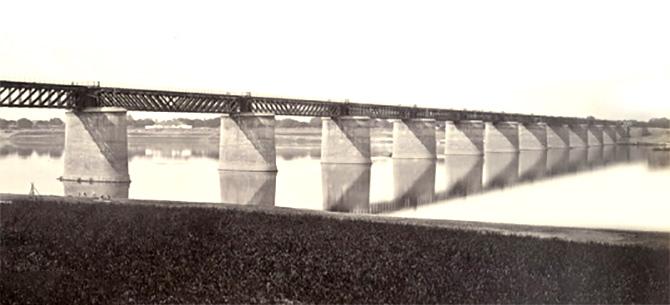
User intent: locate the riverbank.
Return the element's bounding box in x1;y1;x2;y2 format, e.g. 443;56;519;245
3;125;668;147
1;194;668;304
628;127;670;146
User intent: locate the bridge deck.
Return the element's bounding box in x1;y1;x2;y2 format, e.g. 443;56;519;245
1;80;623;125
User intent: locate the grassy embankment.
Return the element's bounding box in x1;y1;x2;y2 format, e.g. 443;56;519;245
1;195;668;304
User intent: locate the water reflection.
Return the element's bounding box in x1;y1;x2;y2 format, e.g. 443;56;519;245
629;147;647;162
567;148;588;172
546;149;570;175
129;145;218;160
587;147;604;168
613;146;629;163
62;180;130;199
322;163;371;213
0;144;64;159
392;159;436;209
219;171;276;206
2;137;667;231
443;155;483;198
647;151;670;169
518;150;547;182
483;152;519;190
602;146;616;165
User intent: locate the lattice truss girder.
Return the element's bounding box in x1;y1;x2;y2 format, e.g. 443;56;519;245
98;90;239;113
250;98;340;117
0;80;623;126
0;83;76;108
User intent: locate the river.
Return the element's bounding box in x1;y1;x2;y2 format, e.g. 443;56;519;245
1;136;669;232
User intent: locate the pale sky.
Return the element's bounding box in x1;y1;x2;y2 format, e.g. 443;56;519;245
1;0;670;121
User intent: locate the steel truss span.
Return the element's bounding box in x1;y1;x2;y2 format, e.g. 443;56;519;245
0;80;621;125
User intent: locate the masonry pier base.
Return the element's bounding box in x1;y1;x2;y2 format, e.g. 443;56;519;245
444;120;484;155
321;116;371;164
63;107;130;183
485;122;519;153
219;113;277;171
392;118;436;159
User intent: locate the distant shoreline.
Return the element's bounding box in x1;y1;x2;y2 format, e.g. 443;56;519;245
2;126;667;143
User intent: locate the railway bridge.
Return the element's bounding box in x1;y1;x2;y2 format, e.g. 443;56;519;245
0;80;651;187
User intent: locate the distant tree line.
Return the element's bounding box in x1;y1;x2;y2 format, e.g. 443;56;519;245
1;116;450;130
648;117;670;128
0;118;64;129
128;116;400;129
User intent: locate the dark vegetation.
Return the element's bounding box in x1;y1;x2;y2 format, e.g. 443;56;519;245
648;117;670;129
0;118;63;130
1;199;668;304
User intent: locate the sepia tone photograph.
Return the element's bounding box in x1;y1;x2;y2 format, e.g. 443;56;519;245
1;1;669;304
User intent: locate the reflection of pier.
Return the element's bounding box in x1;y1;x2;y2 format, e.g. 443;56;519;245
62;180;130;199
647;150;670;169
602;146;616;165
546;149;570;176
613;146;630;163
370;146;650;214
628;146;648;162
391;159;436;209
443;155;483;198
483;152;519;190
586;147;604;168
518;150;546;182
567;148;588;172
321;164;371;213
219;171;276;206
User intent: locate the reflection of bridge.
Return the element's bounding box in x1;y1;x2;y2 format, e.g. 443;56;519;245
221;146;658;213
365;147;648;214
0;80;660;201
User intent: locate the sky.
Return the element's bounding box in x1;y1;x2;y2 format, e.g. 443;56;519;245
1;0;670;121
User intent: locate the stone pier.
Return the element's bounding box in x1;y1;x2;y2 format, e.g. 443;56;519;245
587;124;604;146
615;125;628;143
569;124;588;148
602;125;617;145
219;113;277;171
63;107;130;183
484;122;519;153
219;171;276;206
444;120;484;155
519;122;547;150
321;163;371;213
321;116;371;164
392;119;436;159
547;124;570;148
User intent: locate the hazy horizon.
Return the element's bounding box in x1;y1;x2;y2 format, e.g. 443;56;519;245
2;0;670;121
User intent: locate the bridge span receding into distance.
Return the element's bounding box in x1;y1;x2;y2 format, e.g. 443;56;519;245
0;80;657;189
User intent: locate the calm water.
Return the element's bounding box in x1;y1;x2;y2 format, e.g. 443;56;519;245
1;139;669;232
